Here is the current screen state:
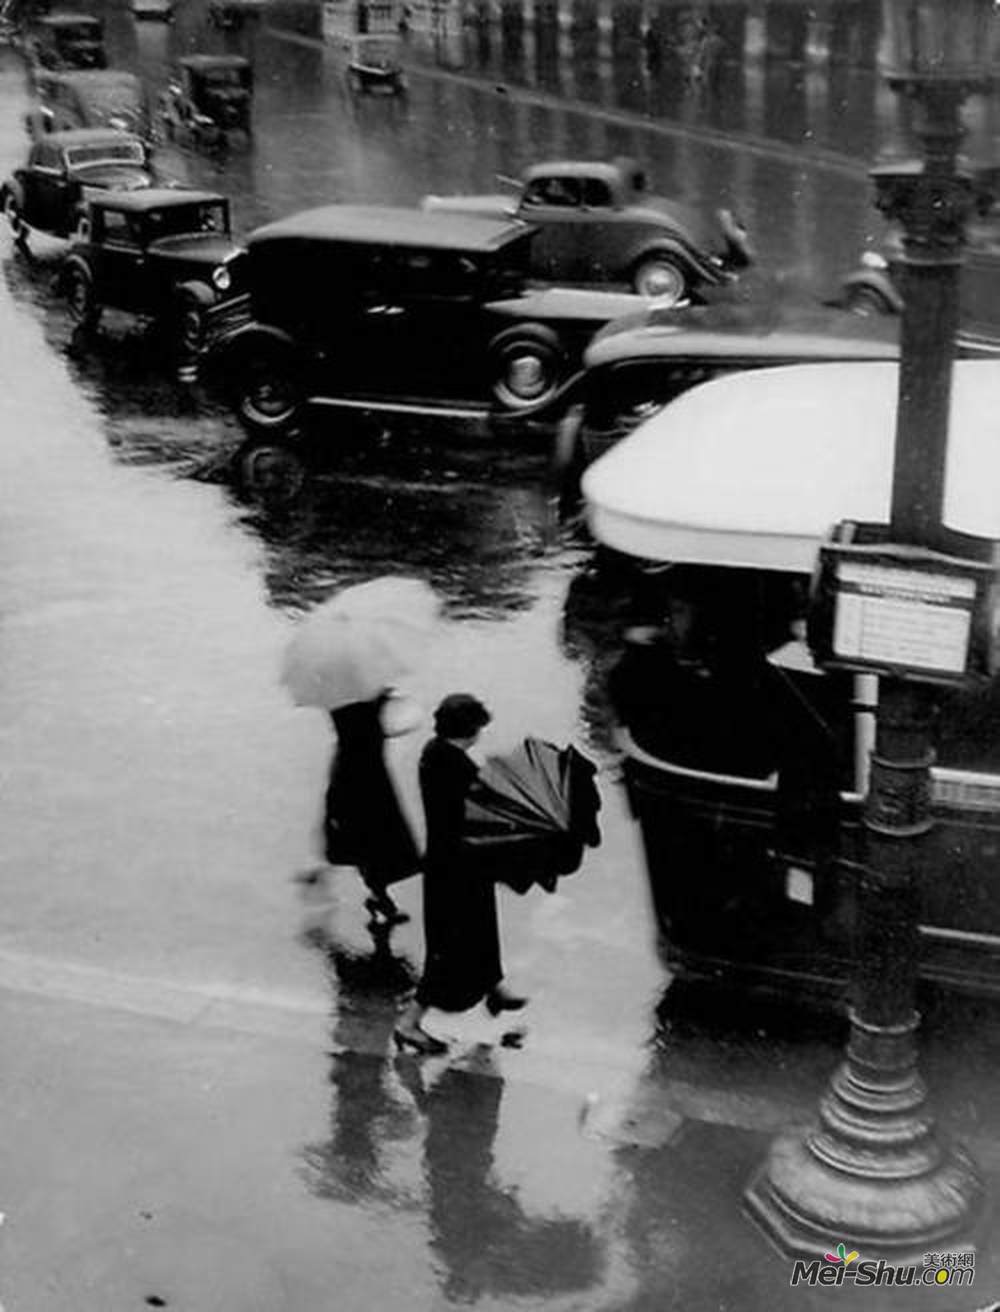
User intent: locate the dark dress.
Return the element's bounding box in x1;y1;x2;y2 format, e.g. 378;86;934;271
415;736;502;1012
324;696;420;893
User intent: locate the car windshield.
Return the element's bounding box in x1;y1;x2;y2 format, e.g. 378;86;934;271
201;67;246;87
65;140;145;167
146;201;229;240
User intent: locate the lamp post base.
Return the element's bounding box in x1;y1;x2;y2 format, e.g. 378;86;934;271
745;1131;982;1262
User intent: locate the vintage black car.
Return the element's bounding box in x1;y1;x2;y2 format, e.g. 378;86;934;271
61;189;249;358
28;69;152;141
1;128;155;246
216;205;645;438
344;35;405;95
30;12;105;68
552;289;904;497
423;158;751;305
839;164;1000;354
159;55;253;146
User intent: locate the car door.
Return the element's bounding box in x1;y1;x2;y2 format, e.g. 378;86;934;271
517;175;590;282
91;208;148;311
23;142;70;230
335;250;484;402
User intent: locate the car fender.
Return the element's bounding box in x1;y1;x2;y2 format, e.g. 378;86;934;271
626;237;711;281
840;267;903;314
206;321;297;377
174;279;215;308
57;249;93;295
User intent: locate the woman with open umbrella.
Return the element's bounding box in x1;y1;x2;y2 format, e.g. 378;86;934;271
395;693;527;1055
283;577;435;927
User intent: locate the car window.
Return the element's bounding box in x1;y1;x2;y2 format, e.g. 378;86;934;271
64;140;146;168
580;178;614;208
523;176;581;209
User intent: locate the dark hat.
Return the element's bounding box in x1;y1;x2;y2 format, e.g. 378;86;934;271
434;693;492;739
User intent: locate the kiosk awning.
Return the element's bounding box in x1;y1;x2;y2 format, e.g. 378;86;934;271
582;361;1000;572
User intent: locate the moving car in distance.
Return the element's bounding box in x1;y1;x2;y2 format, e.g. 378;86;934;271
839;163;1000;355
28;68;153;141
552;286;904;498
159;56;253;146
29;11;105;68
1;127;157;247
423;157;751;306
344;34;406;95
61;189;249;360
214;204;646;479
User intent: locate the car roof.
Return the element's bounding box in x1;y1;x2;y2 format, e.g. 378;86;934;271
249;205;531;253
523;161;630;184
90;188;225;211
585;302;900;368
44;127;142;147
40;12;102;24
179;54;250;69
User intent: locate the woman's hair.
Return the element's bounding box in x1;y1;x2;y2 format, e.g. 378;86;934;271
434;693;492;739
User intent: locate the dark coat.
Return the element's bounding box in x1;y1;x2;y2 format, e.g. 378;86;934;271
323;697;420;890
415;736;502;1012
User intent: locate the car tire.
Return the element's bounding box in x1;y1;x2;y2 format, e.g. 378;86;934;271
488;325;564;411
844;285;895;317
632;254;688;304
171;288;209;357
235;438;307;504
3;189;26;243
64;262;100;331
237;351;304;433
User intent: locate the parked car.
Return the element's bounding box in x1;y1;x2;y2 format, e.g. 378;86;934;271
344;34;406;95
839;165;1000;354
423;157;751;305
159;55;253;146
28;68;152;141
1;128;156;246
30;11;105;68
552;289;904;497
60;189;250;358
215;204;645;439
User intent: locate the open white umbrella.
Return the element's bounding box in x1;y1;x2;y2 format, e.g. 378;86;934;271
281;576;440;710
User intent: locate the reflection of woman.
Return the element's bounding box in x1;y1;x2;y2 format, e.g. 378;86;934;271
395;694;527;1055
325;691;420;927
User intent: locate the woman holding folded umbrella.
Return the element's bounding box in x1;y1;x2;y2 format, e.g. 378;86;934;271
395;693;528;1056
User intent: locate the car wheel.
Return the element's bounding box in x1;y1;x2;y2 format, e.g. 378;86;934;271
489;326;564;411
4;189;26;243
172;291;207;356
844;285;894;317
632;255;688;304
64;263;100;330
235;439;307;504
238;353;303;432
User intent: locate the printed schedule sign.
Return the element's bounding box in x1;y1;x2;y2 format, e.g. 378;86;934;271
832;561;976;676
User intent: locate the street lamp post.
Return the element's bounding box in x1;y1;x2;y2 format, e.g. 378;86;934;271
745;0;997;1260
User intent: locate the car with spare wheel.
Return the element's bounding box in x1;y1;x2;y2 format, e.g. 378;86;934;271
422;157;751;306
60;188;249;359
215;203;647;488
1;127;156;246
29;11;105;68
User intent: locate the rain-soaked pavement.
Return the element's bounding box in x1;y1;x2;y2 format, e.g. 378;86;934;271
2;13;1000;1310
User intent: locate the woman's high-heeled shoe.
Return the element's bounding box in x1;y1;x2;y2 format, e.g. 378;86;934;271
486;987;529;1016
393;1027;448;1056
365;895;410;927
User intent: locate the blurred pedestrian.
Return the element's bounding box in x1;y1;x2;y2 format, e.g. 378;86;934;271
395;693;527;1055
324;689;420;928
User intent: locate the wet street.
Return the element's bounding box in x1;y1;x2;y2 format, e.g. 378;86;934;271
1;9;1000;1310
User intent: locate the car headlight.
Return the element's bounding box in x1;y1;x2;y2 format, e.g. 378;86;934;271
860;250;889;271
212;265;231;291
